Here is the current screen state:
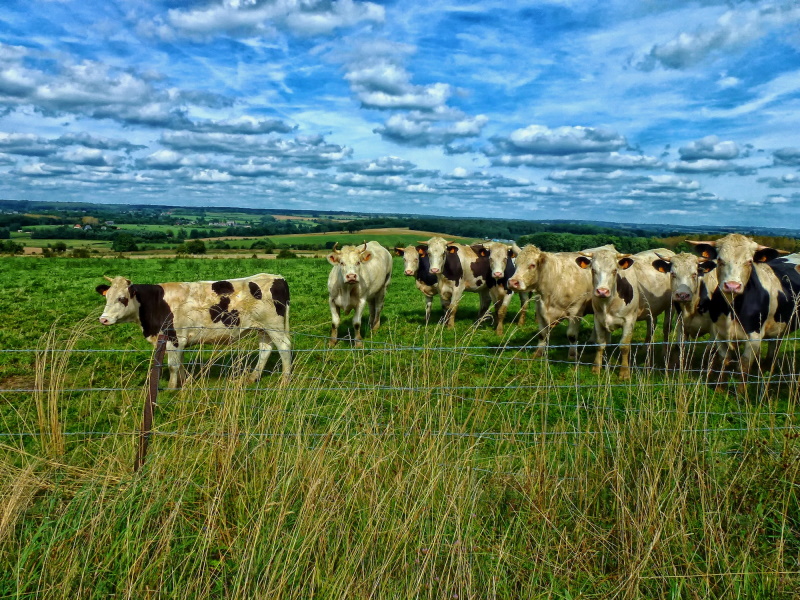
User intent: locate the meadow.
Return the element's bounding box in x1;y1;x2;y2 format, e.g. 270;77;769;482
1;255;799;598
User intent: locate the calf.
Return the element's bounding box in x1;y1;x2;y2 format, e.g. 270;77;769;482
394;245;440;323
688;234;800;386
419;237;507;333
96;273;291;389
651;252;718;368
576;247;673;379
328;241;392;347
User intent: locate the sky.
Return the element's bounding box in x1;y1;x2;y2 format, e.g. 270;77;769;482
1;1;800;228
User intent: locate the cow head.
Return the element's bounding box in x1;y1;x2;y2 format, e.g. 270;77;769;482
576;248;634;298
328;242;373;284
473;242;516;279
420;237;452;275
508;244;541;291
688;234;787;297
652;252;716;303
96;276;138;325
395;245;419;276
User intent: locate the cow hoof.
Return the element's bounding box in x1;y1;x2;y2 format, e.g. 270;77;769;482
354;340;364;349
533;348;545;359
591;366;601;375
619;370;631;381
328;339;338;348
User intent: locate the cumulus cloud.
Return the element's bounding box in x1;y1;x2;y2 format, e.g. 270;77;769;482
491;151;659;170
667;158;751;174
774;147;800;166
165;0;385;39
374;110;488;147
60;147;113;167
759;173;800;188
338;156;417;176
678;135;739;160
488;125;627;156
0;133;58;157
54;132;143;153
637;3;800;70
13;162;79;177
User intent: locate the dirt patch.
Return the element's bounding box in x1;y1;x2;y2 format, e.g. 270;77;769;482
0;375;36;390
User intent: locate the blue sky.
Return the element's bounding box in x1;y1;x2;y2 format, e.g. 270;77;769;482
1;0;799;227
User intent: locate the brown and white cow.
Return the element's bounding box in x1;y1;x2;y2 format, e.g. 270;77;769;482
394;245;440;323
471;241;531;335
327;241;392;347
419;237;510;334
651;252;718;368
96;273;291;389
687;234;800;387
576;247;674;379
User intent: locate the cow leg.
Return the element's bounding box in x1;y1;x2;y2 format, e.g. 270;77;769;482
352;297;368;347
166;344;185;389
478;290;492;319
271;330;292;384
516;292;530;327
371;288;387;332
444;286;465;328
619;319;636;380
494;289;512;336
533;301;550;358
592;322;607;376
737;335;762;394
329;299;341;347
671;323;685;371
250;333;274;383
566;315;581;361
424;294;433;324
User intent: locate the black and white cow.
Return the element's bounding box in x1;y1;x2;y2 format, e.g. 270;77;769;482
96;273;292;388
395;245;440;323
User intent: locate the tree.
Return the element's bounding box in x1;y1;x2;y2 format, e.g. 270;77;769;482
185;239;206;254
111;233;138;252
53;241;68;253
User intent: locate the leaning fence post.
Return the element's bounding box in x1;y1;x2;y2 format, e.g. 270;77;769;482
135;333;168;472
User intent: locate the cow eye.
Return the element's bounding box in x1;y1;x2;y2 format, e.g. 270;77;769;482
528;264;535;270
118;298;126;303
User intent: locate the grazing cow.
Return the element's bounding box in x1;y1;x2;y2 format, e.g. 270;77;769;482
471;241;531;335
394;245;440;323
688;234;800;386
576;247;674;379
96;273;291;389
651;252;718;368
419;237;510;334
327;241;392;347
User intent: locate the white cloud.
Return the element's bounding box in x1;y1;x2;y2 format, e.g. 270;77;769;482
374;110;488;147
678;135;739;160
494;125;627;156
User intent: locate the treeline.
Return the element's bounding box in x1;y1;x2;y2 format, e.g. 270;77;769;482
31;227;173;243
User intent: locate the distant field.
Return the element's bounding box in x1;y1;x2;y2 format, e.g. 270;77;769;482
203;228;477;248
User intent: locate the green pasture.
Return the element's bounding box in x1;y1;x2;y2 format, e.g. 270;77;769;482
1;256;800;598
234;229;476;248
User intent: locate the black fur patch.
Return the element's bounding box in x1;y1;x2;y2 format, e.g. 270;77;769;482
469;256;491;288
130;284;178;344
443;247;463;287
416;254;438;286
270;278;290;317
248;282;263;299
709;268;771;333
697;280;711;315
768;257;800;329
209;296;240;327
616;274;634;305
96;284;110;295
212;280;235;295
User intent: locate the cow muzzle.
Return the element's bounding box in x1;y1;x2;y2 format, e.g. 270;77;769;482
595;287;611;298
404;269;414;276
493;271;503;278
722;281;742;294
509;279;521;289
99;316;111;325
673;291;692;303
345;274;359;284
429;267;440;274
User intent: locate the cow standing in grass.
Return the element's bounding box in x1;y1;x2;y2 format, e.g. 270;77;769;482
328;241;392;347
395;245;440;323
96;274;291;389
576;247;674;379
650;252;718;369
471;241;531;335
688;234;800;388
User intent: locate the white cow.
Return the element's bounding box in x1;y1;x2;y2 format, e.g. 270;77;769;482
328;241;392;347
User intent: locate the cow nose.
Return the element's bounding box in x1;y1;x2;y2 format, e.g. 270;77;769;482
99;317;109;325
509;279;520;289
404;269;413;276
493;271;503;278
723;281;742;293
430;267;440;274
675;292;691;302
595;287;610;298
346;274;358;282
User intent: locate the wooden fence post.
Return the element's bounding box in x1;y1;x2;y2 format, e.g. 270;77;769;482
135;334;168;472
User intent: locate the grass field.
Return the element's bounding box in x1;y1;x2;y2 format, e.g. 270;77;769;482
1;256;800;598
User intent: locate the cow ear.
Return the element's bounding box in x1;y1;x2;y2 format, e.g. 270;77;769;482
361;251;372;262
96;284;110;296
754;247;783;263
686;240;717;259
127;285;136;298
618;257;635;270
575;256;591;269
698;260;716;274
327;253;340;265
394;247;404;256
416;245;427;257
508;248;517;259
652;259;672;273
447;246;458;255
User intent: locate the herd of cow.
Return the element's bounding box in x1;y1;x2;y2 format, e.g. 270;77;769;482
95;232;800;391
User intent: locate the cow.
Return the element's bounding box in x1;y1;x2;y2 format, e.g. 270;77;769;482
576;247;674;379
96;273;291;389
327;241;392;347
471;241;531;335
650;252;718;369
419;237;512;334
687;234;800;388
394;245;440;323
